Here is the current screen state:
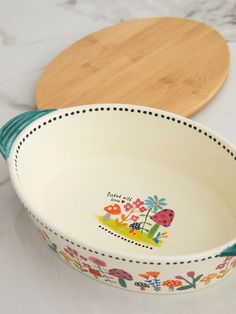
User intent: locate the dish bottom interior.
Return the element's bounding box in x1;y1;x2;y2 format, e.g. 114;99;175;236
35;157;236;257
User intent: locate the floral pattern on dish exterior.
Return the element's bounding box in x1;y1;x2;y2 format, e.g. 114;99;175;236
37;228;236;293
161;257;236;291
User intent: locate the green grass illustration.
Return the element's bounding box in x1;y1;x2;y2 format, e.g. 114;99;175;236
98;216;163;247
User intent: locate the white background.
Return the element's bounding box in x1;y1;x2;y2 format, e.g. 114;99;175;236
0;1;236;313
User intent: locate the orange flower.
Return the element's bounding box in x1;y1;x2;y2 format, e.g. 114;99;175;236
146;271;160;277
139;271;160;279
139;273;149;280
59;251;73;262
200;273;218;282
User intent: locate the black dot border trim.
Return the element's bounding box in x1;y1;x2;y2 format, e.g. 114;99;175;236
98;225;153;250
14;105;232;264
25;206;220;265
13;106;236;177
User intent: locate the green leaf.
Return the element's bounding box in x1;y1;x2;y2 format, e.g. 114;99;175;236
176;284;194;291
118;278;127;288
194;274;204;282
49;243;58;253
147;224;160;238
139;214;146;217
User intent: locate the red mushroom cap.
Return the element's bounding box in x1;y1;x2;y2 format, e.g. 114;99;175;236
108;269;133;280
151;209;175;227
162;280;182;287
104;204;121;215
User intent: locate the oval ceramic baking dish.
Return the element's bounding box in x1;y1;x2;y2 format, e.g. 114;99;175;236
1;104;236;294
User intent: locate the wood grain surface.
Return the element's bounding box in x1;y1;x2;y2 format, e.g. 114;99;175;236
35;17;229;116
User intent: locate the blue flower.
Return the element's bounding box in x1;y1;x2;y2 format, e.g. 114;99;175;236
153;231;168;243
144;195;167;212
145;278;161;292
153;232;161;244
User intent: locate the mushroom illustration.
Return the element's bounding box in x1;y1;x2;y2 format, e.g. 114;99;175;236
162;280;182;292
103;204;121;221
148;209;175;238
135;282;150;291
108;269;133;287
129;222;141;234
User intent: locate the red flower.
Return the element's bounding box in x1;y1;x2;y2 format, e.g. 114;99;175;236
89;268;101;278
131;215;139;222
216;263;226;270
175;275;183;280
88;256;106;267
139;206;147;213
83;263;90;268
124;203;133;211
133;198;144;208
187;271;195;278
64;246;78;258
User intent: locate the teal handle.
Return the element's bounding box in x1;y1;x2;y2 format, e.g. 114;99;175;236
219;243;236;257
0;109;56;160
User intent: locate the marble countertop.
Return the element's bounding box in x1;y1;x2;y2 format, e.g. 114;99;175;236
0;1;236;313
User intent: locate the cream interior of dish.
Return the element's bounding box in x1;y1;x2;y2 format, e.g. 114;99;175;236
12;107;236;257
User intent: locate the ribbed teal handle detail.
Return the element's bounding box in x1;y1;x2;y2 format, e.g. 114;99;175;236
0;109;56;160
220;243;236;256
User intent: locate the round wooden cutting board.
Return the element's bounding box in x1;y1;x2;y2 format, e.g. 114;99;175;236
36;17;229;117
